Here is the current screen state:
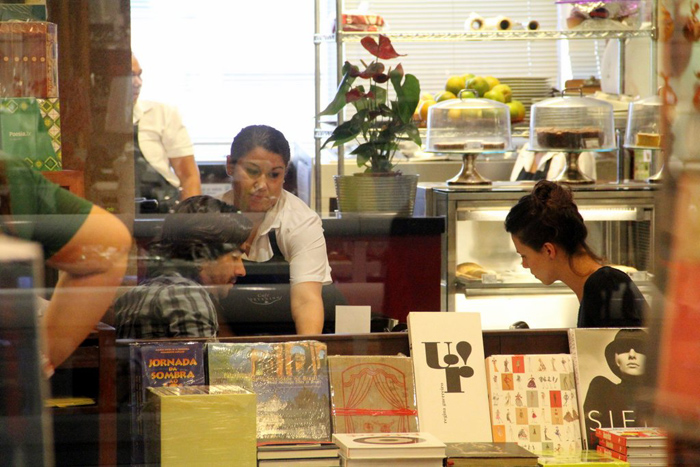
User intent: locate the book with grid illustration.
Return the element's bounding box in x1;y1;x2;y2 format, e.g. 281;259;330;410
207;341;331;442
328;355;419;434
484;354;582;456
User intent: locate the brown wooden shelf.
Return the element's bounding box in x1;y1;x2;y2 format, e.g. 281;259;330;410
42;170;85;197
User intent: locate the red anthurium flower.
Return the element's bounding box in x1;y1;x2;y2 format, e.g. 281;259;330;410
345;88;375;103
346;61;362;78
374;73;389;83
359;62;385;79
345;87;365;103
361;34;403;60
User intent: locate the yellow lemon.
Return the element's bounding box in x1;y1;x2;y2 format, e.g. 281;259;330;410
445;75;467;96
484;76;500;90
419;99;437;121
435;91;457;102
448;108;463;122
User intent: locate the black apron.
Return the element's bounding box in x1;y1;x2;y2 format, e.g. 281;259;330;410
133;124;180;214
218;230;294;333
515;157;553;181
219;230;345;334
236;230;290;285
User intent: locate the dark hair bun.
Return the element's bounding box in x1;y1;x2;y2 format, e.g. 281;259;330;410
505;180;593;258
531;180;574;210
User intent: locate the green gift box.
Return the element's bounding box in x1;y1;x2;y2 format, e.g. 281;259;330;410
144;385;257;467
0;97;61;171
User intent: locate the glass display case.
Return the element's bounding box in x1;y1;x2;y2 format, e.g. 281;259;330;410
416;181;659;329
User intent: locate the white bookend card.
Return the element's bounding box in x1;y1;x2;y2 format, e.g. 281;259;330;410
335;305;371;334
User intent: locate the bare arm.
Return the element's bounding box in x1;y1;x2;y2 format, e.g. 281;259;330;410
170;155;201;200
43;205;131;368
290;281;324;335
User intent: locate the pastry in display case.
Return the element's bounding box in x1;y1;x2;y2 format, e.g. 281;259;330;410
425;91;513;185
625;95;662;148
624;94;664;182
529;91;616;184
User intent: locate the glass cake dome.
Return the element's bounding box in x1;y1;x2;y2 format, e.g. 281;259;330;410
624;95;663;149
425;92;513;154
529;93;616;152
424;91;513;185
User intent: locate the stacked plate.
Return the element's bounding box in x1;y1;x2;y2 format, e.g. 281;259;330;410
498;77;555;124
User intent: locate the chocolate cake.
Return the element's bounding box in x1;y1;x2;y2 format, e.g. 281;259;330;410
535;127;605;149
433;142;465;150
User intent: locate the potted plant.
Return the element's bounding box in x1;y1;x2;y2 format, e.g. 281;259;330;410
319;34;421;215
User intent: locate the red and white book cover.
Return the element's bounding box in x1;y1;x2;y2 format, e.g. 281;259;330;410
598;438;667;456
597;444;667;462
594;427;667;447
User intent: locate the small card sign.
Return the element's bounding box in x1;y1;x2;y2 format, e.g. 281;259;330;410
335;305;371;334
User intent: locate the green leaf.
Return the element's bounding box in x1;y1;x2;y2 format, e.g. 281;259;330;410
352;142;375;168
389;64;405;93
370;85;388;105
319;62;358;116
351;141;398;171
397;74;420;124
320;114;364;148
403;124;422;146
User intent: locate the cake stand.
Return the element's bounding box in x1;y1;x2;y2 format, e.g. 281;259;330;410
554;151;595;185
447;152;491;185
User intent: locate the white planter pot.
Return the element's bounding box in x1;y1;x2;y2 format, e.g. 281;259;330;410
333;173;419;216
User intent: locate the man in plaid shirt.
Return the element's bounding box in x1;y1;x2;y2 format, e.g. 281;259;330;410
115;196;252;338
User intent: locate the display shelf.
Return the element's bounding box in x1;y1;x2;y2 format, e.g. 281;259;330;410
315;28;655;43
417;181;659;321
317;125;531;141
314;1;657;210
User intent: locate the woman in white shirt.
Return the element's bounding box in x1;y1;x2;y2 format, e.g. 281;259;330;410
220;125;332;334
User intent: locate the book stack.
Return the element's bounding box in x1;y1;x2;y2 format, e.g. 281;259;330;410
595;427;667;466
444;441;539;466
332;432;446;466
257;442;340;466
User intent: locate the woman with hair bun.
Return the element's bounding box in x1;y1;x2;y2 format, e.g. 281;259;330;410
504;180;646;327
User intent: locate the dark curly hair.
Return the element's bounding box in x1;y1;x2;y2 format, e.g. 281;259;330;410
505;180;600;262
228;125;290;166
146;195;253;280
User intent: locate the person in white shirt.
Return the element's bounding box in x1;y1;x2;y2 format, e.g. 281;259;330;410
132;54;201;212
220;125;332;334
510;142;597;182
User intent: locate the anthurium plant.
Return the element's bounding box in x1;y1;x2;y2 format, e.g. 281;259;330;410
319;34;421;173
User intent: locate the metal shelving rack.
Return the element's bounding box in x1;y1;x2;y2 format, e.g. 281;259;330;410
313;1;658;212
